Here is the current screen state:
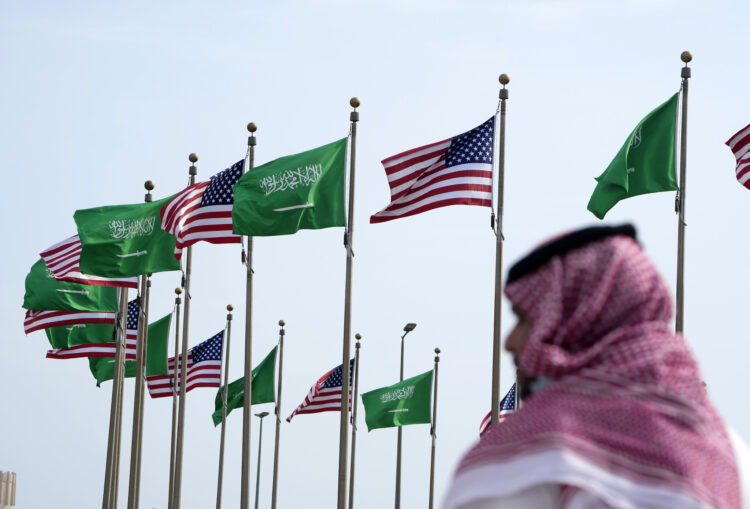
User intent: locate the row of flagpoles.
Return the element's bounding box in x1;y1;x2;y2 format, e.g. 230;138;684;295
25;49;750;508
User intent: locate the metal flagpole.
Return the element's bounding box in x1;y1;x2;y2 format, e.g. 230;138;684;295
675;51;692;334
102;286;128;509
490;74;510;429
127;181;154;509
167;287;182;509
337;97;360;509
240;122;257;509
428;348;441;509
396;323;416;508
173;153;198;509
254;412;270;509
271;320;285;509
132;274;151;505
348;333;362;509
112;346;125;508
216;305;234;509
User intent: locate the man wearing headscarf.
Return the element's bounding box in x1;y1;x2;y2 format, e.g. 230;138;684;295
443;224;747;509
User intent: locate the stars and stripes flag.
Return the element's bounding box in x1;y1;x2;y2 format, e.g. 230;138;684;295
46;299;139;360
287;359;354;422
370;117;494;223
478;383;516;437
146;330;223;398
39;235;138;288
726;124;750;190
160;161;243;259
24;309;117;334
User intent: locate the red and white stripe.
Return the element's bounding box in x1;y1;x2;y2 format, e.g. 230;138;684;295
478;407;514;437
370;137;493;223
286;371;351;422
46;328;137;360
40;235;138;288
24;309;116;335
146;353;221;398
160;180;240;260
726;123;750;189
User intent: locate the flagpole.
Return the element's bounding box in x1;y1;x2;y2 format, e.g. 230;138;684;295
127;182;154;509
348;333;362;509
167;287;182;509
240;123;257;509
102;286;128;509
271;319;285;509
216;305;233;509
133;274;151;503
675;51;692;334
173;153;198;509
112;349;124;509
429;347;441;509
491;74;509;429
338;97;360;509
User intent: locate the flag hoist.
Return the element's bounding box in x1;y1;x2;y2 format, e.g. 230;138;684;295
240;122;257;509
127;182;154;509
348;333;362;509
102;285;128;509
172;153;199;509
675;51;692;334
490;74;510;431
215;304;234;509
271;320;286;509
337;97;360;509
168;287;182;507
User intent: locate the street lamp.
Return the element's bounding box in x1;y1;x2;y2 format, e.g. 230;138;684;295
395;322;416;509
254;411;270;509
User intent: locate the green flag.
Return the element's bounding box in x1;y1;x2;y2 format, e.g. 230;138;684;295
89;313;171;386
74;195;181;278
232;138;347;236
361;369;433;431
211;345;277;426
587;93;679;219
23;259;118;312
45;322;115;349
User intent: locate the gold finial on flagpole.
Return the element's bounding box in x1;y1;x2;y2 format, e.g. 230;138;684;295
499;74;510;86
350;97;360;109
681;51;693;64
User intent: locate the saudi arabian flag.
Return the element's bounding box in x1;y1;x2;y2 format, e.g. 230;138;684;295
361;369;433;431
587;93;679;219
89;313;171;386
45;322;115;349
23;259;118;312
75;195;181;278
212;345;277;426
232;138;347;236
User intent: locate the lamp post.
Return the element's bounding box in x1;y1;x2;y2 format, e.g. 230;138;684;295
395;322;416;509
254;411;269;509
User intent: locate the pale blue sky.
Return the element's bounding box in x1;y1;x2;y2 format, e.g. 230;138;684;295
2;1;750;507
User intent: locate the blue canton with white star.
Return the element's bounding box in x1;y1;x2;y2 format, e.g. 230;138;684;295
444;117;494;168
200;160;244;207
321;358;355;388
192;331;224;363
500;383;516;411
127;299;139;331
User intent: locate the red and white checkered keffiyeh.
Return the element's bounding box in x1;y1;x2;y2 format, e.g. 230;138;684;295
445;233;740;509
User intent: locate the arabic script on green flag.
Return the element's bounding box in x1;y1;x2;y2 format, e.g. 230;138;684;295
212;345;277;426
587;93;679;219
24;258;118;312
232;138;347;236
75;196;181;278
361;369;433;431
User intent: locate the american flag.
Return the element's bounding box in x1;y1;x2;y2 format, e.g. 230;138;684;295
478;383;516;437
370;118;494;223
24;309;117;335
146;330;223;398
39;235;138;288
726;124;750;190
46;299;139;360
160;161;243;259
287;359;354;422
